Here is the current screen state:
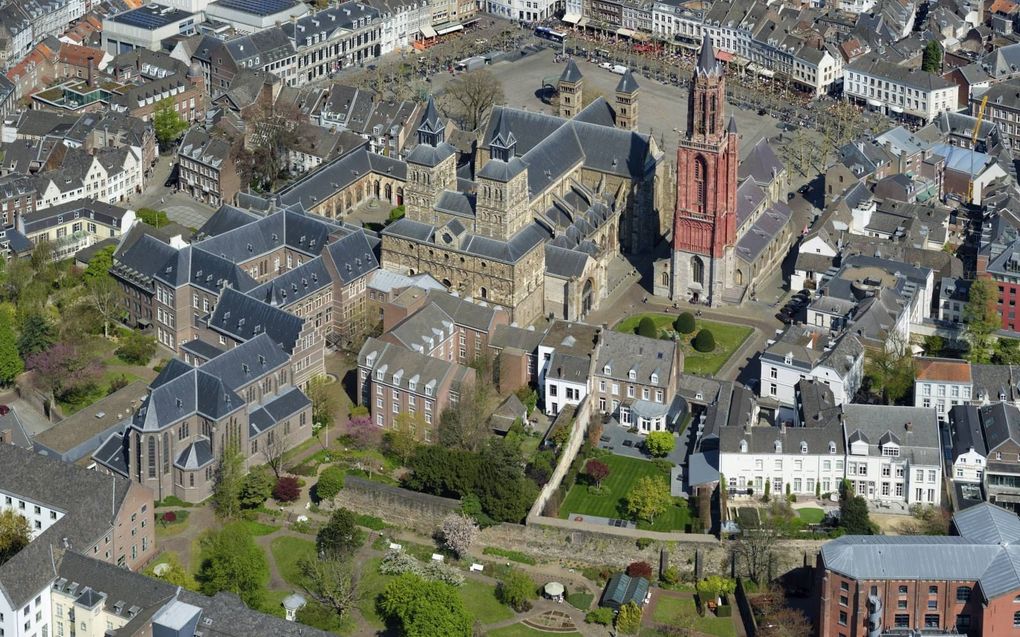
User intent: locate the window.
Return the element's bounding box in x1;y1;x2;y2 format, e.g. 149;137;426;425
839;595;848;606
956;586;971;602
924;614;939;628
894;614;909;628
1014;611;1020;628
899;586;908;595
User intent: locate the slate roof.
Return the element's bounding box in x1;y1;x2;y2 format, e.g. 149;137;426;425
842;404;941;465
249;256;331;307
719;422;845;455
249;387;311;437
949;404;987;461
358;336;469;394
821;503;1020;602
545;244;589;278
154;246;258;295
615;69;639;93
276;146;409;210
696;34;721;76
559;59;582;83
594;330;676;388
324;230;379;284
489;324;546;353
425;289;503;331
738;138;784;186
0;407;32;449
208;287;305;353
0;445;133;608
981;402;1020;453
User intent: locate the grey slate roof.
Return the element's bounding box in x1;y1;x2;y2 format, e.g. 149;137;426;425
324;230;379;284
719;422;845;455
696;35;721;76
949;404;987;462
208;287;305;353
545;244;589;278
981;402;1020;453
196;205;260;238
738;138;785;186
175;439;214;470
489;324;546;353
249;256;331;307
559;59;582;83
0;445;132;608
842;404;941;466
615;69;639;93
249;387;311;437
594;330;676;388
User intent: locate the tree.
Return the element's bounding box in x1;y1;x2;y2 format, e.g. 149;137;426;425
839;484;877;535
964;279;1000;363
584;458;610;488
232;101;308;191
238;470;273;509
922;335;945;357
757;607;813;637
637;317;658;338
496;570;537;612
626;561;653;579
674;312;696;334
17;312;55;359
379;573;473;637
148;552;197;589
475;438;537;523
153;99;189;149
307;375;338;429
645;431;675;457
626;476;673;523
921;40;943;73
212;445;244;519
27;342;100;408
0;510;30;566
115;331;157;365
84;275;122;339
616;602;643;634
0;305;23;386
732;501;792;583
343;414;381;449
299;558;358;619
197;523;269;608
586;607;614;625
864;341;914;404
441;69;504;131
439;353;498;453
273;476;301;502
692;329;716;352
899;504;950;535
84;245;115;281
136;208;171;228
317;508;364;559
439;513;478;559
696;576;736;603
316;466;346;501
995;338;1020;364
260;432;288;478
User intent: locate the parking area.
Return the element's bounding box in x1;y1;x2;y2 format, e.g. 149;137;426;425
595;417;686;466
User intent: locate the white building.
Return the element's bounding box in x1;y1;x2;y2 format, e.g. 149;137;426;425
719;422;847;498
758;327;864;407
102;4;198;54
537;320;599;417
844;57;959;122
843;404;943;506
204;0;309;34
947;404;986;484
914;357;973;421
370;0;430;54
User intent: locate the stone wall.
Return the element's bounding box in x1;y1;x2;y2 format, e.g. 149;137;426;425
332;476;461;529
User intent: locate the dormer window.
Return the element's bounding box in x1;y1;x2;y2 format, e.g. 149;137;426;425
604;364;611;375
800;441;808;454
651;373;659;384
829;441;837;454
628;369;637;381
739;440;748;453
774;440;782;453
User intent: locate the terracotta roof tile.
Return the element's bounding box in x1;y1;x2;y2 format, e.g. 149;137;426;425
916;357;972;383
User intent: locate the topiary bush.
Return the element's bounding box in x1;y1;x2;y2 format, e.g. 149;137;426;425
637;317;658;338
315;466;345;501
273;476;301;502
674;312;696;334
692;328;716;352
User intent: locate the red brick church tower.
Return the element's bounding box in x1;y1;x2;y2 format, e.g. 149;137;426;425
671;35;739;306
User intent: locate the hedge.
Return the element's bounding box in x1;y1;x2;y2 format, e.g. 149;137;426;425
482;546;538;565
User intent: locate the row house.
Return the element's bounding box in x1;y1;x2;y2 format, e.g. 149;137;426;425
759;326;865;407
915;355;1020;407
817;503;1020;637
177;126;240;207
366;0;431;54
282;3;383;85
971;80;1020;152
538;320;601;417
590;330;683;433
17;198;136;260
949;403;1020;512
93;333;314;503
357;335;475;435
0;444;155;637
33;146;144;209
844;56;959;122
316;84;421;155
0;173;38;228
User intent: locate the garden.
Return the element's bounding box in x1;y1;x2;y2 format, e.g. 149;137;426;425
614;312;752;376
557;453;693;532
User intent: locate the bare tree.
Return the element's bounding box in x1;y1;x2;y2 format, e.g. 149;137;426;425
85;276;122;339
441;69;504;131
261;431;288;478
731;501;794;584
299;558;359;619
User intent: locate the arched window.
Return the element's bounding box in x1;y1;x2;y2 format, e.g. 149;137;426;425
480;287;488;299
739;440;748;453
661;271;669;287
694;156;707;215
708;94;717;135
697;93;707;135
691;256;705;286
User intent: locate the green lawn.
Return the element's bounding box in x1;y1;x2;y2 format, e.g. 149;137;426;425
613;313;752;376
269;536;316;587
238;519;279;536
357;557;394;627
154;510;190;538
797;507;826;524
486;626;580;637
458;582;514;622
560;455;691;532
649;595;736;637
566;591;594;610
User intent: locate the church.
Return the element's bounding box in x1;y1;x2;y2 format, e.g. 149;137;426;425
655;36;797;307
380;66;671;325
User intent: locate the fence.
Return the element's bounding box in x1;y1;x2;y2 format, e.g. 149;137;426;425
527;398;589;520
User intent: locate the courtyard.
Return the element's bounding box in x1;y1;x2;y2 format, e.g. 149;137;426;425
614;312;753;376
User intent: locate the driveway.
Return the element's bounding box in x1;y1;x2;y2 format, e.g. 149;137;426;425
595;416;686;465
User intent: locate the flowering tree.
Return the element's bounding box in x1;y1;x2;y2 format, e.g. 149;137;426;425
27;342;100;408
439;513;478;559
344;414;381;449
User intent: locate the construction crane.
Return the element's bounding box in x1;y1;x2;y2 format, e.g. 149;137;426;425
967;94;989;204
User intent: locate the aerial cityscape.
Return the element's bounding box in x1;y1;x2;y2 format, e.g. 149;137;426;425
0;0;1018;633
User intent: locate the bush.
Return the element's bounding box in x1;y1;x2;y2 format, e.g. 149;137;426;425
661;566;681;585
637;317;658;338
496;570;537;612
626;561;653;579
116;331;157;366
482;546;537;565
379;549;464;586
692;328;716;352
272;476;301;502
107;374;130;394
636;537;654;550
315;466;345;501
239;471;273;509
355;513;388;530
585;607;614;625
674;312;696;334
616;601;643;634
716;603;732;617
645;431;675;457
161;511;178;524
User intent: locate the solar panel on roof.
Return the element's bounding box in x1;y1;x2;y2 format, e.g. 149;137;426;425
111;4;194;28
212;0;296;16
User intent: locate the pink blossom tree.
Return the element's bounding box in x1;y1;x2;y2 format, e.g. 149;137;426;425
27;342;100;410
344;415;382;449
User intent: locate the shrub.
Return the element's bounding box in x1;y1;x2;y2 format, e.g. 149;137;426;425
272;476;301;502
692;328;716;352
107;374;130;394
636;537;653;550
674;312;696;334
661;566;681;585
585;607;614;625
379;549;464;586
115;331;157;365
645;432;675;457
482;546;537;565
716;603;732;617
315;466;345;501
239;471;273;509
161;511;177;524
626;561;653;579
496;570;537;612
616;602;643;634
355;513;388;530
637;317;658;338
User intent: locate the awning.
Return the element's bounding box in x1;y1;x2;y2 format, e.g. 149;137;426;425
716;49;734;62
436;23;463;35
617;27;635;37
562;12;581;23
889;104;904;113
419;24;437;38
866;98;883;107
576;17;589;27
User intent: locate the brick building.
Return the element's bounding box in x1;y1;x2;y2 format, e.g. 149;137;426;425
817;503;1020;636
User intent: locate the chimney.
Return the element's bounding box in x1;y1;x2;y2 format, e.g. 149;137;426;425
87;56;95;88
